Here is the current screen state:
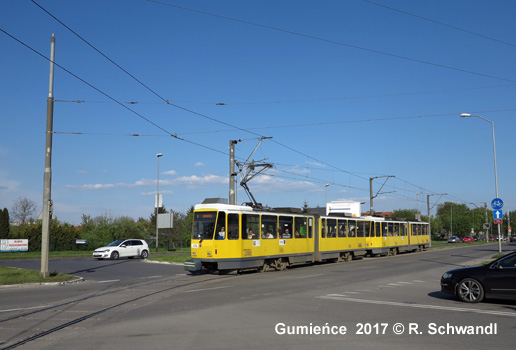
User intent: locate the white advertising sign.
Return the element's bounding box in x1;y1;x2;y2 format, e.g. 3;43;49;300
0;239;29;252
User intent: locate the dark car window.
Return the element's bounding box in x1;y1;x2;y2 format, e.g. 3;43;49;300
497;255;516;269
132;240;143;246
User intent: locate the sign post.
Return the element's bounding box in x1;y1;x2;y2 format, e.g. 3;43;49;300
491;198;504;249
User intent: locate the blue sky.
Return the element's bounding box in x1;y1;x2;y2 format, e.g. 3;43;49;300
1;0;515;224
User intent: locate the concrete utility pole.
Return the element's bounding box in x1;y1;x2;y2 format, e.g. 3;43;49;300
229;140;238;205
41;34;55;278
427;193;447;248
369;175;395;215
155;153;163;253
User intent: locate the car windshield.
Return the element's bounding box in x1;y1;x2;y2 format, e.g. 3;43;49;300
192;211;216;240
107;240;125;247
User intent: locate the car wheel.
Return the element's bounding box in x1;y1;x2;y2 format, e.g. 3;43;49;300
141;250;149;259
110;251;119;260
457;278;484;303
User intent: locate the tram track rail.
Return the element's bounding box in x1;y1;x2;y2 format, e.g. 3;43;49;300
0;274;226;349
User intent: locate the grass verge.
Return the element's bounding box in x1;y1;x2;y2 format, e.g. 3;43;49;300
147;254;191;264
0;266;77;285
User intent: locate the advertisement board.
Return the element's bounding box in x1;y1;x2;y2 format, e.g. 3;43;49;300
0;239;29;252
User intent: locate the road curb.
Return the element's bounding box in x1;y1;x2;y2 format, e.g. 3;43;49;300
0;276;85;289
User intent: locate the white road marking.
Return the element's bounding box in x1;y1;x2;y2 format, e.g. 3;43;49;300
296;274;324;279
182;285;230;293
318;295;516;317
0;305;49;313
97;279;120;283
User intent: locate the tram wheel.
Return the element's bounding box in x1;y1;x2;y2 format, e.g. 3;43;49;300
344;252;353;262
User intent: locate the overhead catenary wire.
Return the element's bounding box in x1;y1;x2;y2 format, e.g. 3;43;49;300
0;27;227;157
362;0;516;49
17;4;477;208
54;83;516;106
148;0;516;84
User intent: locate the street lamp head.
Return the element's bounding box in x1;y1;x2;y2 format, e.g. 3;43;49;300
157;153;163;158
460;113;472;118
325;183;330;187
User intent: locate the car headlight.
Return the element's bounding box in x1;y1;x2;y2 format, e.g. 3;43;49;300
442;272;453;279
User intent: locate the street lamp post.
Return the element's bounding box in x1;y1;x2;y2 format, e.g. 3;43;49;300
460;114;501;253
156;153;163;253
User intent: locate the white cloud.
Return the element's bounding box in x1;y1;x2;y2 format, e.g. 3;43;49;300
250;175;319;194
163;170;177;175
195;162;204;167
172;174;228;187
67;179;155;190
67;174;228;191
141;190;174;196
306;160;327;168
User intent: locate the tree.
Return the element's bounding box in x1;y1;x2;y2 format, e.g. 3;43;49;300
301;200;309;213
436;202;472;237
390;209;427;221
0;208;10;239
11;196;37;224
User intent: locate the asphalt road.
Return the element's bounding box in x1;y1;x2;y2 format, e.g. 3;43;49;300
1;243;515;350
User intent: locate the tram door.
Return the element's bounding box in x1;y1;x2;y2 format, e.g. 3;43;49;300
212;212;241;259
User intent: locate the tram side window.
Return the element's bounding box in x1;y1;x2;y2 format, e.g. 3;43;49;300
348;220;357;237
338;220;347;237
262;215;277;239
364;221;370;237
294;217;307;238
375;222;381;237
422;225;428;235
387;223;394;236
215;212;226;240
327;219;337;238
308;217;313;238
356;221;365;237
383;223;389;237
321;219;327;238
242;214;260;239
394;223;399;236
400;224;407;236
279;216;293;238
193;211;217;240
227;214;240;240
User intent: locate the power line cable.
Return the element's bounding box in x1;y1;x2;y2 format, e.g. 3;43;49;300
30;0;271;140
0;27;227;157
21;4;478;207
362;0;516;49
148;0;516;84
30;0;169;103
54;83;516;106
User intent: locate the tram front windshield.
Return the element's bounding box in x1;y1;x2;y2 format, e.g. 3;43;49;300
193;211;217;240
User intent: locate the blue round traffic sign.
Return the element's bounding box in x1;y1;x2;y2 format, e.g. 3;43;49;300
491;198;503;210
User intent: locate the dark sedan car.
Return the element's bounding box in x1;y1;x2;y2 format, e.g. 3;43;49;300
441;251;516;303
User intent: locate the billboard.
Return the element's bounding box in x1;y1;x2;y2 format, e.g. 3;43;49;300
0;239;29;252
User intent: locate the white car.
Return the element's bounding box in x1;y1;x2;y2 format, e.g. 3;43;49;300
93;239;149;260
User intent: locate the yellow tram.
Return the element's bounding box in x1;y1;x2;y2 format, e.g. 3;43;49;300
184;199;429;273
